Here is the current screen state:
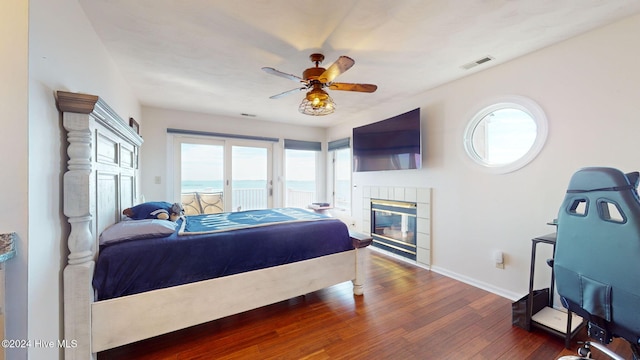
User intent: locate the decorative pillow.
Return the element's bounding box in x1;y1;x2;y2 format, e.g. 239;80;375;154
99;219;178;245
123;201;173;220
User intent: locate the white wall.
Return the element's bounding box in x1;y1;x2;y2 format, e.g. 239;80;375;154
25;0;140;359
140;107;327;203
0;0;29;357
328;13;640;299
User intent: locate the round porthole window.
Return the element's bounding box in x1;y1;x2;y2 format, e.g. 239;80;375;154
463;95;548;174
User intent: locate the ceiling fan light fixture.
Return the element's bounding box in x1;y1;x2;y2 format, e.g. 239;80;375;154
306;87;329;102
299;90;335;116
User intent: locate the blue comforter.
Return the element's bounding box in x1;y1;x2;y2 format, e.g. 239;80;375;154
178;207;335;234
93;209;352;300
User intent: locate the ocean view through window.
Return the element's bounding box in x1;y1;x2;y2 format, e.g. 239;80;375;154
177;139;273;212
285;149;317;208
333;147;351;211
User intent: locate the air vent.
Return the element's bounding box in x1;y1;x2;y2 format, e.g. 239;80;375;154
461;56;494;70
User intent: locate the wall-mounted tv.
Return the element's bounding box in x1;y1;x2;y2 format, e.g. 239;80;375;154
353;108;422;172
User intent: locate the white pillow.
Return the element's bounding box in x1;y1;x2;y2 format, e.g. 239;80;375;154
99;219;178;245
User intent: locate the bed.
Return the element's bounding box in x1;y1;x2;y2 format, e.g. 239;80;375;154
56;91;371;359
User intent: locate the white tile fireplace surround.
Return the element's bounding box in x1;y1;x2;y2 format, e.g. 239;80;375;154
361;186;431;268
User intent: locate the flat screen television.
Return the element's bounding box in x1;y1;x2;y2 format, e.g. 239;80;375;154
352;108;422;172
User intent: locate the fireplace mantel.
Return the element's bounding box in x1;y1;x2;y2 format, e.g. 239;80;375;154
361;186;431;267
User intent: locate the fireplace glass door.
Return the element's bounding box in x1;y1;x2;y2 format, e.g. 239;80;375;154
371;200;417;260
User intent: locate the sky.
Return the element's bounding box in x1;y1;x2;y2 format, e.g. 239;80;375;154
181;143;316;181
476;108;536;164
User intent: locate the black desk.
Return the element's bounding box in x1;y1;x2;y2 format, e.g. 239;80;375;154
528;233;585;348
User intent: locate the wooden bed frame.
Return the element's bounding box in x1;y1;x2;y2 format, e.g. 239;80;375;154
56;91;370;359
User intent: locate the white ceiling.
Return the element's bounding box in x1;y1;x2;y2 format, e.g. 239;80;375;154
78;0;640;127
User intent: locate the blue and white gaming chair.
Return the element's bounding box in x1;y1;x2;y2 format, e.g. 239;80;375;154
554;167;640;359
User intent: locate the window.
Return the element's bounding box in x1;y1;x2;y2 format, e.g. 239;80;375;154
284;139;321;208
463;95;548;174
284;149;317;207
333;148;351;211
329;138;351;212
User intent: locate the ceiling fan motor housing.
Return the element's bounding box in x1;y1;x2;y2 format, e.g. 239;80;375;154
303;67;325;81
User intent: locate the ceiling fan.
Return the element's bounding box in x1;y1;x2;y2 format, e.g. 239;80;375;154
262;53;377;116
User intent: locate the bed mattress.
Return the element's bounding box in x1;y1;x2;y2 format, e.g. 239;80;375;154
93;212;352;300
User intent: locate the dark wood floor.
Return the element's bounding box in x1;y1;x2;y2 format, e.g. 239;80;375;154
99;250;633;359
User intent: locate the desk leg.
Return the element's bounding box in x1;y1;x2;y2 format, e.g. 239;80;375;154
527;242;537;331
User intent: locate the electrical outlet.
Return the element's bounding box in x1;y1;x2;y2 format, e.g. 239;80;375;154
494;250;504;269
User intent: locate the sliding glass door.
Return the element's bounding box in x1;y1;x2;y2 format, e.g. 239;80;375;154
231;145;270;211
178;140;225;214
174;136;273;213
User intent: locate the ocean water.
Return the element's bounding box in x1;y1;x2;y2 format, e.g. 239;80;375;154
181;180;317;192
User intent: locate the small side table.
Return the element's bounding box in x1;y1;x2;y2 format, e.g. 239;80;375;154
528;233;585;348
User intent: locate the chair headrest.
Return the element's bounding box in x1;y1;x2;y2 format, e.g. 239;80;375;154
567;167;637;193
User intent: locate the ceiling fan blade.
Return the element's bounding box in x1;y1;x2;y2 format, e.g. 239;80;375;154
329;83;378;93
318;56;355;83
262;67;304;82
269;87;305;99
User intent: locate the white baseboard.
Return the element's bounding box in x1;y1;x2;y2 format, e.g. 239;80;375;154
430;265;522;301
370;246;522;301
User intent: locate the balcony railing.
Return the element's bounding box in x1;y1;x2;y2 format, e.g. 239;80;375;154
286;189;315;209
182;188;316;213
233;188;267;211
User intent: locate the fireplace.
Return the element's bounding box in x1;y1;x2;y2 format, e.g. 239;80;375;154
370;199;417;260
